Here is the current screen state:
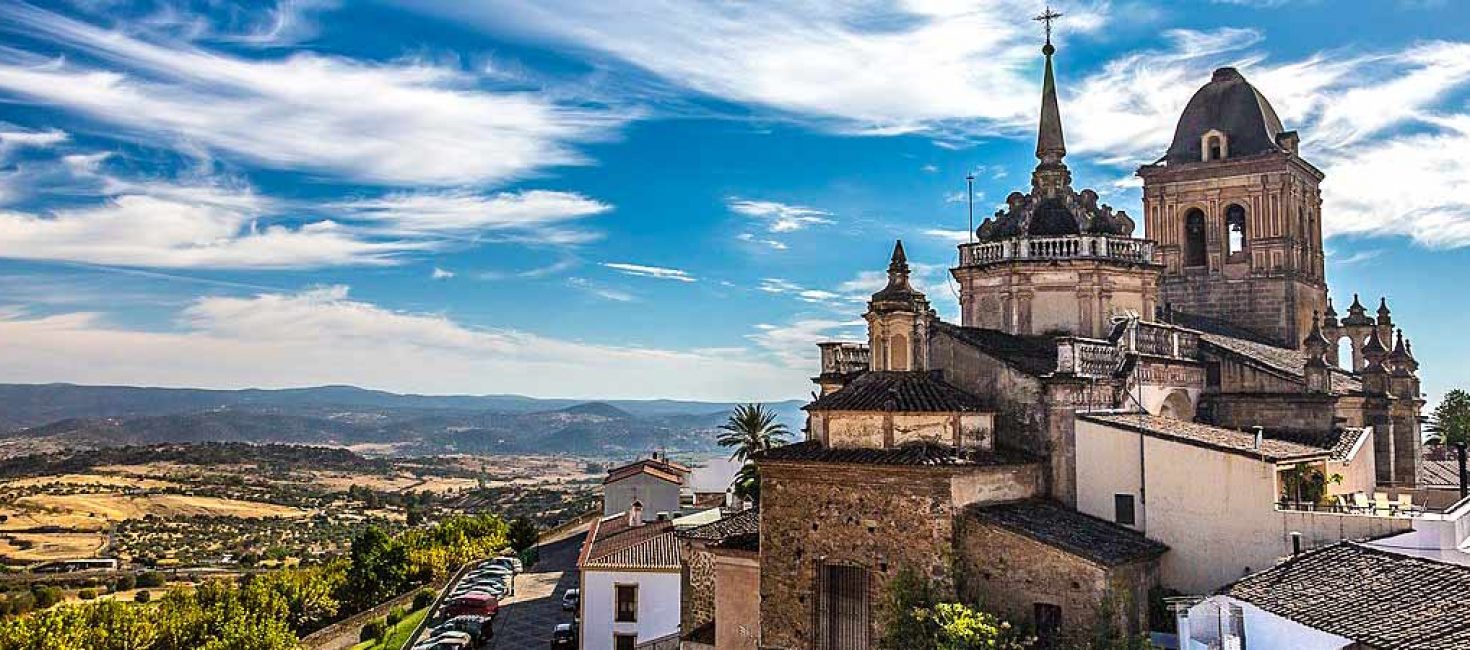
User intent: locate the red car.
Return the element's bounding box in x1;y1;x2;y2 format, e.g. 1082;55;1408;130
442;593;498;618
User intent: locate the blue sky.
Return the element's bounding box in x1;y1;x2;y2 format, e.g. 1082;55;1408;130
0;0;1466;403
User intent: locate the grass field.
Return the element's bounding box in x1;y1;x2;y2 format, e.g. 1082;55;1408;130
6;474;184;490
351;606;429;650
0;532;105;561
12;493;309;523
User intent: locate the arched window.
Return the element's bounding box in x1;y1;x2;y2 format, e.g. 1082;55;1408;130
1226;204;1247;256
889;334;909;370
1207;136;1223;161
1184;209;1207;267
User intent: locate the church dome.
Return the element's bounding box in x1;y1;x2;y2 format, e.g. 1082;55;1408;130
1164;67;1286;165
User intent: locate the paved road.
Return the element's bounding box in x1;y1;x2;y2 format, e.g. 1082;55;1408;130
487;531;585;649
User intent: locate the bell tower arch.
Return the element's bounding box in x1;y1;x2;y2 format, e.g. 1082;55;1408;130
1137;67;1327;348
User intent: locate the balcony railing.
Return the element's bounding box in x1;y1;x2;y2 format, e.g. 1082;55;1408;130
1122;321;1200;361
1055;337;1121;377
817;342;870;375
959;235;1156;267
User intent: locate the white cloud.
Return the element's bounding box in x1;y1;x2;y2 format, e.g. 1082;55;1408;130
0;286;808;399
406;0;1107;134
923;228;972;244
567;277;635;303
0;128;68;156
727;198;835;233
0;183;413;269
735;232;788;250
329;190;611;244
0;3;626;186
602;262;696;283
747;318;865;368
431;267;455;279
921;164;939;173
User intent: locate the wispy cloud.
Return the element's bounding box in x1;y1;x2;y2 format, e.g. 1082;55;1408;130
747;318;865;368
727;198;835;233
405;0;1107;135
567;277;635;302
329;190;611;244
602;262;696;283
735;232;788;250
0;3;627;186
0;286;807;399
431;267;455;279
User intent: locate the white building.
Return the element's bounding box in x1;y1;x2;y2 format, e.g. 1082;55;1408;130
578;504;683;650
1074;412;1406;593
1177;497;1470;649
604;454;689;522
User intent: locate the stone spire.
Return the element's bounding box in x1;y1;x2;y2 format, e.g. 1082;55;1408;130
889;239;910;278
1302;311;1332;393
870;240;927;311
1377;297;1393;326
1035;36;1067;166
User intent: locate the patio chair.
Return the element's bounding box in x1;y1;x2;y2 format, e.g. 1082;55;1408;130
1333;494;1353;513
1352;492;1372;513
1396;493;1423;515
1373;492;1394;515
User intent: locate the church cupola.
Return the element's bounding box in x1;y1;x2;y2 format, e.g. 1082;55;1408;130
952;16;1158;339
866;241;932;372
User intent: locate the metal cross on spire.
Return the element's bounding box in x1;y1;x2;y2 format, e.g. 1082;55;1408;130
1034;5;1063;46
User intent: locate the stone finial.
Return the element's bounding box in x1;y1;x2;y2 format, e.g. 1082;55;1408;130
1377;297;1392;325
1342;293;1374;326
1302;311;1331;355
1323;298;1339;326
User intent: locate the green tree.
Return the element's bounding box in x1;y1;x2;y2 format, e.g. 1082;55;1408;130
340;527;409;611
507;517;539;552
718;403;791;504
1428;389;1470;447
717;403;791;463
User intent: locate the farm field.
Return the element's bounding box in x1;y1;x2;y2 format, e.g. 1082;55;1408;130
13;493;309;522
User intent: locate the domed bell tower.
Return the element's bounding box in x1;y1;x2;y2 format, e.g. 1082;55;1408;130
1137;67;1328;348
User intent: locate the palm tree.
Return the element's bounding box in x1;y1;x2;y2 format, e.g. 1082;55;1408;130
718;403;791;463
718;403;791;504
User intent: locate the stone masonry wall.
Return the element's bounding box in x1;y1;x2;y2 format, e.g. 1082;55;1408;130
681;539;717;635
955;515;1155;646
758;464;958;650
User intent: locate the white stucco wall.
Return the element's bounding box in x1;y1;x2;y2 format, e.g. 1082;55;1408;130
579;569;681;650
1075;419;1405;593
604;474;682;521
1180;596;1352;650
1327;431;1375;497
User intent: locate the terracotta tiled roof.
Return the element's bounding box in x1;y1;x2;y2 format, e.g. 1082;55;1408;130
578;515;680;571
1422;459;1463;490
604;458;689;485
1226;542;1470;650
757;440;1036;467
713;532;759;553
1080;413;1329;462
677;509;759;542
931;321;1058;376
1327;427;1370;462
969;499;1167;567
804;370;991;413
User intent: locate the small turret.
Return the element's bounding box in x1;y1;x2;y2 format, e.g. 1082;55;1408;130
1323;298;1339;328
1377;297;1393;326
1342;294;1373;327
1302;312;1332;394
1361;328;1391;395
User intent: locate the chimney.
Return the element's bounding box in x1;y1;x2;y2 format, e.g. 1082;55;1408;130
1253;426;1264;451
1290;532;1302;557
627;500;644;527
1456;443;1468;500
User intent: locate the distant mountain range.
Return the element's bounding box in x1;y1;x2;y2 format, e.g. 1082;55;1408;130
0;383;806;457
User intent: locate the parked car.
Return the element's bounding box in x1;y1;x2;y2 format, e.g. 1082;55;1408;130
561;588;579;612
439;615;492;643
422;630;473;646
412;639;470;650
442;593;498;619
489;556;522;573
550;623;576;649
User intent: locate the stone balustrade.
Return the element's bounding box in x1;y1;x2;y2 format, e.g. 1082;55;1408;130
959;235;1156;267
817;342;870;375
1055;337;1122;377
1124;321;1200;361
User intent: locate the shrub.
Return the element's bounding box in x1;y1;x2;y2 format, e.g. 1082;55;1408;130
31;585;63;609
386;605;406;626
134;590;151;603
114;574;136;592
78;588;98;600
136;571;166;588
360;618;386;643
412;589;436;611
